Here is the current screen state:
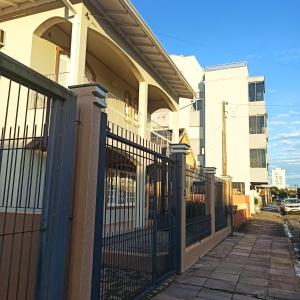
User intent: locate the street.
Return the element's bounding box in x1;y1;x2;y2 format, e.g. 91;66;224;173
283;213;300;260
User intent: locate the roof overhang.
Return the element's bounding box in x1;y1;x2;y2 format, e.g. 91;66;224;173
248;76;265;83
0;0;195;99
85;0;195;99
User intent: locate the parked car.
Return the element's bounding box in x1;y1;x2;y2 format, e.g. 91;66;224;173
281;198;300;214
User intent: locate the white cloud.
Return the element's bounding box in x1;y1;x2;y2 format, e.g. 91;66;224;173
276;48;300;61
270;130;300;141
270;113;289;119
268;89;277;94
289;110;300;116
269;121;287;126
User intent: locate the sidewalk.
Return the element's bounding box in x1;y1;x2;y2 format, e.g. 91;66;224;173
152;209;300;300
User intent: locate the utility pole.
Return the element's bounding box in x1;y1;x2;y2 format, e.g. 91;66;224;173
222;101;228;176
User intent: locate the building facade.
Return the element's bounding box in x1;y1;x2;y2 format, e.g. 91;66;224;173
272;168;286;189
204;62;268;198
248;76;268;188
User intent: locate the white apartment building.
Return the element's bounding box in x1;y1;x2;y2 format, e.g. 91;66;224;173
248;76;269;187
272;168;286;189
204;62;268;197
153;58;269;200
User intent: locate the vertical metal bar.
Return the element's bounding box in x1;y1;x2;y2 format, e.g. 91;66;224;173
152;158;158;282
90;112;107;300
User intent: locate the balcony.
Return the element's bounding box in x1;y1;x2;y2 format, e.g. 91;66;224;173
44;72;172;147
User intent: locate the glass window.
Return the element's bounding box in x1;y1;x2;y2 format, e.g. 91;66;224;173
249;115;266;134
248;82;264;102
256;82;264;101
192;99;203;111
248;83;255;102
106;168;136;206
250;149;266;168
232;182;245;195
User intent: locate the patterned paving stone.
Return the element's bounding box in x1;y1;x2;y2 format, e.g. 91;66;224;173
210;271;239;283
268;288;300;300
196;287;232;300
235;282;267;297
238;275;268;287
204;278;236;292
152;211;300;300
161;284;201;299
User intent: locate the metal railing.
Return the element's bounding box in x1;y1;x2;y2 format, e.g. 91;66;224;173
0;52;76;300
215;177;227;231
104;92;140;135
185;167;211;247
98;121;176;299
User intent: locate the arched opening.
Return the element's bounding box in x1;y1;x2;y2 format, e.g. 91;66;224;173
31;17;145;134
148;84;177;114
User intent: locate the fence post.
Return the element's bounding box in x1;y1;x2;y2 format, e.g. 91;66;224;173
170;143;190;273
204;167;216;236
67;84;107;300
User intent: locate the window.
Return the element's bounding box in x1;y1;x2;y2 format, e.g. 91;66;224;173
192;99;203;111
249;82;264;102
232;182;245;195
250;149;266;168
249;115;266;134
106;169;136;207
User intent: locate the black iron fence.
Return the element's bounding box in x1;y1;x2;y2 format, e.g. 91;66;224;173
95;121;176;300
185;167;211;247
0;52;76;300
215;178;227;232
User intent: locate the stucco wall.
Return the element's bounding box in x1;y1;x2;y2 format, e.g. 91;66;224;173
205;66;251;195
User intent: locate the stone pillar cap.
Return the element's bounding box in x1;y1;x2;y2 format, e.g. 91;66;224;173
170;143;190;154
69;83;107;108
203;167;217;175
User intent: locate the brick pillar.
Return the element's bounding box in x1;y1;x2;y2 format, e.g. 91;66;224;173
170;143;190;273
67;84;107;300
204;167;217;235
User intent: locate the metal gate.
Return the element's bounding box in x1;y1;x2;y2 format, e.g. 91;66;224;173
92;118;177;299
0;53;76;299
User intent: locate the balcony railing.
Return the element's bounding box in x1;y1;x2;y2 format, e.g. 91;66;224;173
44;72;173;146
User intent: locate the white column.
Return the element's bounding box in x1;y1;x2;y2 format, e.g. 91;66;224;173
138;82;148;139
171;111;179;143
69;5;88;86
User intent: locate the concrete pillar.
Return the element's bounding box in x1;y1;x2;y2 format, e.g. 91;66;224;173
204;167;216;235
67;84;107;300
170;143;190;273
138;82;148;139
69;4;88;86
171;111;179;143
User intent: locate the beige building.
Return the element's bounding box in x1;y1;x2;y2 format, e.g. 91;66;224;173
272;168;286;189
0;0;194;142
204;62;268;205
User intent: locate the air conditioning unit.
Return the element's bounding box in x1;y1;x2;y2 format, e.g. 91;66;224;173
0;29;5;47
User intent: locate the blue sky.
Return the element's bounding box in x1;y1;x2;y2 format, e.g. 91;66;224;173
132;0;300;187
